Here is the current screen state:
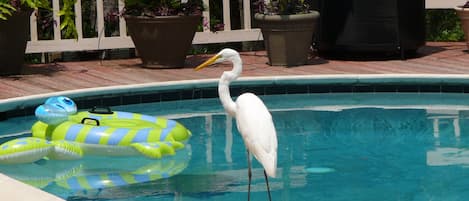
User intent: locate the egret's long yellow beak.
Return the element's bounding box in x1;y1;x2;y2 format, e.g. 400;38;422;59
194;54;221;71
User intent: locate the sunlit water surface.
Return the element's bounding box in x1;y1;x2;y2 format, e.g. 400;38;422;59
1;93;469;201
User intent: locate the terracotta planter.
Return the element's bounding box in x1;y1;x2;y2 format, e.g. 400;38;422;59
254;12;319;66
0;10;32;75
456;6;469;50
125;15;201;68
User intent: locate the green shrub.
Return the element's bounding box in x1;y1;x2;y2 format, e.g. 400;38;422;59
426;9;465;41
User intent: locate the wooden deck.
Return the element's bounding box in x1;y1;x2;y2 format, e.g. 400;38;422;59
1;42;468;100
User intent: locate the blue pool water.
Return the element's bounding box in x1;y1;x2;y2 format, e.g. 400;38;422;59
1;93;469;201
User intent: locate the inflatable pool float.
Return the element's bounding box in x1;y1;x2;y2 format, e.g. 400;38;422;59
0;137;83;164
0;96;191;164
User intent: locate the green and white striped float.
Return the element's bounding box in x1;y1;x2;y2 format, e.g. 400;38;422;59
0;96;192;164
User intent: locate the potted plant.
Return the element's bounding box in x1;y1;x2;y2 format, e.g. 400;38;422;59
254;0;320;66
0;0;77;75
123;0;203;68
456;1;469;50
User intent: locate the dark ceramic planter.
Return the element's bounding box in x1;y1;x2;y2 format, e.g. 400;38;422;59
125;15;201;68
315;0;425;59
254;12;320;66
0;10;33;75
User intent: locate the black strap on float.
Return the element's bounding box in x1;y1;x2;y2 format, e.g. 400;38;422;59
81;117;100;126
89;106;114;114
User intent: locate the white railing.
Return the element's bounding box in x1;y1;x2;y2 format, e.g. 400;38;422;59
26;0;261;53
25;0;466;54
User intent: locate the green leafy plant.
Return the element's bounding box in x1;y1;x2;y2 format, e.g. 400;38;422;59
59;0;78;38
122;0;228;32
0;2;16;20
0;0;77;38
123;0;204;17
254;0;316;15
426;10;464;41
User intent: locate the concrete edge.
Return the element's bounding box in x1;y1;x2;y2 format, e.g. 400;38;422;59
0;173;65;201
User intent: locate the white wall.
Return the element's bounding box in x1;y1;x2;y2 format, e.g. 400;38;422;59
426;0;467;9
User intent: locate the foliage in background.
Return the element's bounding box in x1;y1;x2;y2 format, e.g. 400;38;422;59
82;0;98;38
0;0;77;39
123;0;203;16
0;1;17;20
104;2;120;37
254;0;315;15
205;0;223;32
36;8;54;40
60;0;78;38
426;9;465;42
0;0;48;19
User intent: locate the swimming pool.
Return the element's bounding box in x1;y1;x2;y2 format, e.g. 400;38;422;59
1;92;469;201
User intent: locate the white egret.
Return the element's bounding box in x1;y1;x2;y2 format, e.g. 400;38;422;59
195;48;278;201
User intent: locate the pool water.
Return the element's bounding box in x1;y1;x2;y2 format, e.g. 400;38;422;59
2;93;469;201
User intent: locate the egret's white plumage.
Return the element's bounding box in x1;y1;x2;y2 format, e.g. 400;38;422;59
195;48;278;200
235;92;277;177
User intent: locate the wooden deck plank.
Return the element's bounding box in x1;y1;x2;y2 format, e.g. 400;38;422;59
0;42;468;100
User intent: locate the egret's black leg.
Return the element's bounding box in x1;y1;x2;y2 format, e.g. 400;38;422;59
247;151;252;201
264;170;272;201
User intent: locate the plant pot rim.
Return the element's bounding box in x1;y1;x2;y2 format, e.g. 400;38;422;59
254;12;319;21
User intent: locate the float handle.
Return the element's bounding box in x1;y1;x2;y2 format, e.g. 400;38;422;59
81;118;100;126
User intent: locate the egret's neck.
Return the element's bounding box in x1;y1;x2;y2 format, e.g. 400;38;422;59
218;56;242;117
